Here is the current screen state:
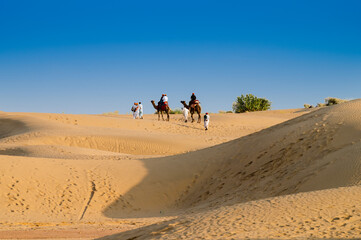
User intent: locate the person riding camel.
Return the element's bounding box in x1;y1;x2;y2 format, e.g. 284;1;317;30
162;94;168;105
191;93;196;102
158;94;168;110
159;94;165;107
189;93;199;108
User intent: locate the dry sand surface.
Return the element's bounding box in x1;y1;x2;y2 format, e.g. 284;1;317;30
1;101;361;239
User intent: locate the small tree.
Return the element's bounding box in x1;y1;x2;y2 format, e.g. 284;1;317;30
325;97;348;106
232;94;271;113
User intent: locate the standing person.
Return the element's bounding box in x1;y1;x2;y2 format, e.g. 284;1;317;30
131;102;139;119
182;107;189;122
204;112;210;130
138;102;143;119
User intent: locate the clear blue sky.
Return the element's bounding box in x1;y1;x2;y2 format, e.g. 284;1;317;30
1;0;360;114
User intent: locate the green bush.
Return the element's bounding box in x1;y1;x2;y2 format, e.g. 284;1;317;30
325;97;348;106
169;108;182;114
232;94;271;113
317;103;326;107
304;104;314;108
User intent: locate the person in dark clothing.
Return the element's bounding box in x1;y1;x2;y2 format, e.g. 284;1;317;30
159;94;165;107
190;93;196;102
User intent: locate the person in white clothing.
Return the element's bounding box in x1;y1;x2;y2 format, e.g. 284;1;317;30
138;102;143;119
162;94;168;104
182;107;189;122
204;112;210;130
131;102;139;119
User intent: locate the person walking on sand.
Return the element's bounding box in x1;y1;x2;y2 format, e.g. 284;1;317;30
131;102;139;119
138;102;143;119
204;112;210;130
182;107;189;122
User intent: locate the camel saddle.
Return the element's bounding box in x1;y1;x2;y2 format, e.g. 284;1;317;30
159;101;168;111
189;100;200;108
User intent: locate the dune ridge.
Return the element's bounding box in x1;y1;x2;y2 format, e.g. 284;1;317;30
1;101;361;239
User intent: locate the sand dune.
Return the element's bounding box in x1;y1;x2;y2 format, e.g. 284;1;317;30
1;101;361;239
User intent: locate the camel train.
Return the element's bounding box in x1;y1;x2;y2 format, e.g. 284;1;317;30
150;93;202;123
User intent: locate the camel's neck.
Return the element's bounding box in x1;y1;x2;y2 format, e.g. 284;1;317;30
151;101;158;110
181;102;189;109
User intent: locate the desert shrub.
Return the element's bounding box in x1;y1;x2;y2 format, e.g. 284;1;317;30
226;111;233;113
232;94;271;113
169;108;182;114
304;104;314;108
317;103;326;107
218;110;226;114
325;97;348;106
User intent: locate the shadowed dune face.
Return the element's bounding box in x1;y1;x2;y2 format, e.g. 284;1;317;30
102;100;361;219
0;118;29;139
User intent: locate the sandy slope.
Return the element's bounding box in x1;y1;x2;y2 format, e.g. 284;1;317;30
1;101;361;239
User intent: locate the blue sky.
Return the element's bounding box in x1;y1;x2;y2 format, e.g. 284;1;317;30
0;0;360;114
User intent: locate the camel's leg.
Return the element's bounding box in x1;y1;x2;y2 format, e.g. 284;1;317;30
167;112;169;121
161;111;165;121
158;111;160;121
198;112;201;123
191;112;194;123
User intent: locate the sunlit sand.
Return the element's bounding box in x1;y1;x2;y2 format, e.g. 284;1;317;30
1;100;361;239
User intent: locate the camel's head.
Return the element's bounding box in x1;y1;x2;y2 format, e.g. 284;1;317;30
151;100;154;103
180;101;185;104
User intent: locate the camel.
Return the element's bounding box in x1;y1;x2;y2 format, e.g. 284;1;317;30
151;100;170;121
181;100;202;123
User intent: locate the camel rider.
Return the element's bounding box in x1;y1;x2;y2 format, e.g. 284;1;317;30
204;112;210;130
190;92;198;107
159;94;165;107
162;94;168;105
191;93;196;103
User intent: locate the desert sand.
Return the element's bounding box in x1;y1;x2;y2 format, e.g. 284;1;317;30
1;100;361;239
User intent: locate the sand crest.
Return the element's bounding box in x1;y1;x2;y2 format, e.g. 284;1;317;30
1;101;361;239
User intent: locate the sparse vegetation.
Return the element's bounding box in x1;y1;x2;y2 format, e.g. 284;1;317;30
313;97;349;108
304;104;313;108
325;97;348;106
232;94;271;113
169;108;182;114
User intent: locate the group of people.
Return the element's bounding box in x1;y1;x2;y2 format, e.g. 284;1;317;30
131;93;210;130
131;102;143;119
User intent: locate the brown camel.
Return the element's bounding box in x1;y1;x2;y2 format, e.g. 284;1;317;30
151;100;170;121
181;100;201;123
